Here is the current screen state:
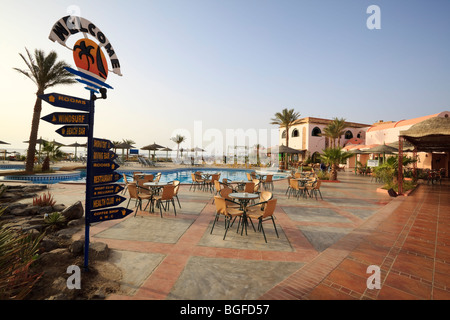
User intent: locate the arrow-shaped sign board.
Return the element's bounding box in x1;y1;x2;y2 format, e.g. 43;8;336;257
92;184;124;197
39;93;90;112
93;150;117;161
91;195;126;210
92;172;121;185
92;160;120;173
90;207;133;223
56;125;88;137
42;112;89;125
93;138;115;151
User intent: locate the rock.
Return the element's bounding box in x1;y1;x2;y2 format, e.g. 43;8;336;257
69;239;84;255
39;206;54;214
89;242;109;261
67;218;84;227
55;227;79;240
53;204;66;212
40;238;61;252
61;201;84;221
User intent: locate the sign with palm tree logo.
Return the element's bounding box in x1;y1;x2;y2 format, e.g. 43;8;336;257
73;38;108;81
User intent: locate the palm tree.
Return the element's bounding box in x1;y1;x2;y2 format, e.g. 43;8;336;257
320;147;353;181
41;141;65;171
270;108;301;166
171;134;186;159
73;41;95;71
14;48;76;173
270;108;301;148
322;117;347;148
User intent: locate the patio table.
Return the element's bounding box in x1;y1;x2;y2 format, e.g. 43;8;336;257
229;192;259;236
144;182;169;212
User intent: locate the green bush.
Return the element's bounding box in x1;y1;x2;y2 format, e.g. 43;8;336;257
0;208;43;299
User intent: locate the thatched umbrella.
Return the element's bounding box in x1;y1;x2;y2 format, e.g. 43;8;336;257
364;143;398;163
115;142;135;160
160;147;172;160
400;117;450;152
0;140;10;160
387;140;415;151
67;142;86;160
23;137;47;158
141;142;164;159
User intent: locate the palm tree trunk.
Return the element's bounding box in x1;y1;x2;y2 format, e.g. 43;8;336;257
25;90;43;173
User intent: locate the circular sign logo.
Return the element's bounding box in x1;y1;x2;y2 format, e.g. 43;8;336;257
73;38;108;80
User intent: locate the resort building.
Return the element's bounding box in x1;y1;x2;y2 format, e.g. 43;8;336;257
276;111;449;176
278;117;370;162
364;111;450;173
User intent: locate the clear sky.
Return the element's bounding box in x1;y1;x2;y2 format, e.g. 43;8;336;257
1;0;449;155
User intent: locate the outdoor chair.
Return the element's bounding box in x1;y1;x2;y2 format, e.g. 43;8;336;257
122;174;131;195
261;174;274;190
247;199;279;243
288;179;303;199
126;183;152;216
247;191;273;213
190;173;203;191
173;180;181;208
210;196;243;240
244;182;255;193
151;184;177;218
308;180;323;200
219;187;241;209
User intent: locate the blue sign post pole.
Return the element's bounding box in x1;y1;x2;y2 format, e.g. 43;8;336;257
84;91;96;271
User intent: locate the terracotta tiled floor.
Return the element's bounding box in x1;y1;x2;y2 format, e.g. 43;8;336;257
261;180;450;300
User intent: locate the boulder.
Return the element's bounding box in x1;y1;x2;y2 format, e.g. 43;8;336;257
61;201;84;221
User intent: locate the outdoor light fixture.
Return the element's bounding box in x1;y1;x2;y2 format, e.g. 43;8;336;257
93;88;107;100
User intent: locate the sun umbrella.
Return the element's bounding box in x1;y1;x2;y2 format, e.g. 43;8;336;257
141;142;164;158
364;143;398;163
67;142;86;160
115;142;135;160
160;147;172;160
0;140;10;145
23;137;48;157
51;140;66;147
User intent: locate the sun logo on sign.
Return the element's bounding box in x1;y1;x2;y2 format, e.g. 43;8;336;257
73;39;108;80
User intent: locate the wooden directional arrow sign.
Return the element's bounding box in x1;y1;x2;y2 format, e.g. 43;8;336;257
39;93;90;112
56;125;88;137
92;184;124;197
93;138;115;151
90;207;133;223
41;112;89;125
93;150;117;161
91;195;126;210
92;160;120;173
92;172;121;185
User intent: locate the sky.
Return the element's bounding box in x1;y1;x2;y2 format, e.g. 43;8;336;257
1;0;450;156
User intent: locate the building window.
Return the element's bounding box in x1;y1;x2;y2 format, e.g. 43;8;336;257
312;127;321;137
292;129;299;137
344;130;353;139
281;130;287;139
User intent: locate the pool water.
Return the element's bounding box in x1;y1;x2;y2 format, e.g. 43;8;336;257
54;168;285;184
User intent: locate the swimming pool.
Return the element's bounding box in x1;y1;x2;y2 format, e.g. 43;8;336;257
1;167;287;184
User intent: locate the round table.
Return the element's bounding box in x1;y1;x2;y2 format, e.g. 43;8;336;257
143;182;169;212
229;192;259;235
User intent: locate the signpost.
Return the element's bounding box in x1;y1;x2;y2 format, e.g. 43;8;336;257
39;93;90;112
45;14;123;271
55;125;88;137
41;112;89;125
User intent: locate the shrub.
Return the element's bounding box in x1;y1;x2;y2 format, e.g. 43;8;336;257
0;208;43;299
33;192;56;207
44;212;66;231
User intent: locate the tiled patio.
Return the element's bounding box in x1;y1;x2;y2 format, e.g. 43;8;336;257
40;170;450;300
